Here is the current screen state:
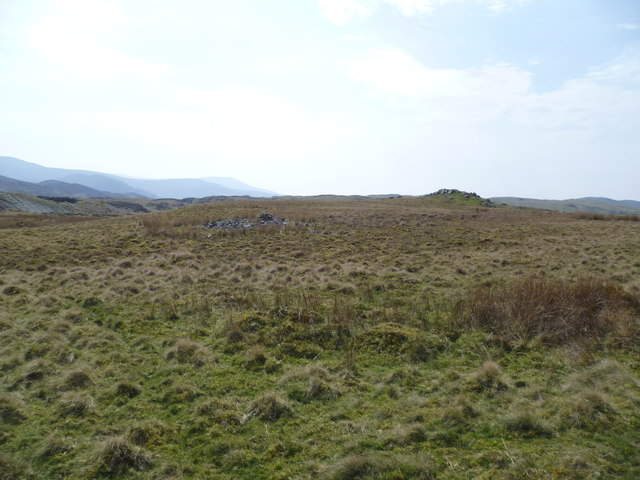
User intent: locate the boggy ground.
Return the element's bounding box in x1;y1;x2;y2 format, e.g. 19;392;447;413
1;196;639;479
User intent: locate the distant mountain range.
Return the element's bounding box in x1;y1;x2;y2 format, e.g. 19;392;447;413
0;175;134;199
0;157;277;199
491;197;640;215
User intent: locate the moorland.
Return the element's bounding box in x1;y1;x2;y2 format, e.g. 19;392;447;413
1;192;639;479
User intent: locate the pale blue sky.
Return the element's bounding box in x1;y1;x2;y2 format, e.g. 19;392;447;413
1;0;638;198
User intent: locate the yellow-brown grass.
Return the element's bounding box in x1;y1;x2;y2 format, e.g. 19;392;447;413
455;275;638;345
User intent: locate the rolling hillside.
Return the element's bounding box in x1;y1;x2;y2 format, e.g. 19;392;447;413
491;196;640;215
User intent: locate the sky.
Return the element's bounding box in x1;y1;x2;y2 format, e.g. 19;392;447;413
0;0;639;198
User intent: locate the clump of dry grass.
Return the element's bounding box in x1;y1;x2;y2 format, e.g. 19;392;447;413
127;419;170;446
58;392;95;417
141;216;203;239
565;359;635;393
503;407;552;437
196;398;242;426
165;339;209;366
280;364;342;401
472;361;507;392
113;380;142;399
321;453;435;480
162;382;202;403
440;395;478;426
60;366;93;390
570;212;639;222
567;391;616;427
0;452;32;480
455;275;638;345
306;375;339;400
243;392;290;423
38;435;74;458
19;359;49;385
385;423;427;446
0;393;27;424
93;435;151;475
244;346;268;368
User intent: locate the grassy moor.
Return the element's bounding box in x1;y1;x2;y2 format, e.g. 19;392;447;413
1;195;639;479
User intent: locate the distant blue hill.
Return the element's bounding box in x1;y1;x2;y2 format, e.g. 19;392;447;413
0;175;130;198
491;196;640;215
579;197;640;211
0;157;276;199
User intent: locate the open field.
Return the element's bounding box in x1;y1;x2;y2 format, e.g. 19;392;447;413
1;196;639;479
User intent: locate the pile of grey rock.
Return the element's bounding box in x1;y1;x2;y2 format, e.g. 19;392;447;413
204;212;289;231
427;188;480;199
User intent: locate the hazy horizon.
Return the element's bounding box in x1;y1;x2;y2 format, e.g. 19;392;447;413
1;0;638;199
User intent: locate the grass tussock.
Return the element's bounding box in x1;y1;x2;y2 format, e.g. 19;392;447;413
503;407;552;438
570;212;640;222
113;380;142;399
38;435;74;458
165;339;209;366
244;392;290;423
321;453;435;480
127;419;171;446
455;275;639;345
0;394;27;424
93;435;151;475
567;390;616;427
281;364;342;402
58;392;95;417
60;367;93;390
196;398;242;426
440;395;478;426
472;361;507;392
141;215;203;239
0;452;32;480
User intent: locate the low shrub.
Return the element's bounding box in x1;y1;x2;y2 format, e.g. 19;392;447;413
455;275;639;345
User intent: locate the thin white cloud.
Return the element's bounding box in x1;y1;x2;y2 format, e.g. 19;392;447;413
348;46;640;132
26;0;171;79
318;0;532;24
617;23;640;31
348;48;531;123
318;0;372;26
382;0;532;15
515;48;640;131
344;34;369;41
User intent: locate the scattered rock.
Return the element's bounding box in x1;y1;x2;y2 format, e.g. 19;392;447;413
204;212;289;231
427;189;480;199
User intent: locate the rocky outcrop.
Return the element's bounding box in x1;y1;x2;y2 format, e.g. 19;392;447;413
204;212;289;231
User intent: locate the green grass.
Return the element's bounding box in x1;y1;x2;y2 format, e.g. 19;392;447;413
0;197;639;478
